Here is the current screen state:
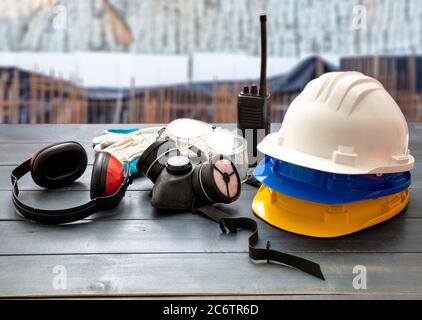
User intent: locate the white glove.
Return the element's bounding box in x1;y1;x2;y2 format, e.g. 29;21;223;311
92;127;162;175
102;131;154;162
92;127;162;152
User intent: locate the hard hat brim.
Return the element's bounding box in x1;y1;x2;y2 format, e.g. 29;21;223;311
253;156;411;204
258;133;415;175
252;185;410;238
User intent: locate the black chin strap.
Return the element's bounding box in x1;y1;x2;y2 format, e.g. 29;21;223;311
194;205;325;281
245;175;262;188
11;159;132;224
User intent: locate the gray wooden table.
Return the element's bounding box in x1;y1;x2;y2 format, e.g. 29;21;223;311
1;123;422;299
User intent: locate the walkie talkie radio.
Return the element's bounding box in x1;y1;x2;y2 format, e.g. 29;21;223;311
237;14;271;166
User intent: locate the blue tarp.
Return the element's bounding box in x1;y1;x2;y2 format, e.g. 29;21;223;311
86;56;339;100
268;56;338;93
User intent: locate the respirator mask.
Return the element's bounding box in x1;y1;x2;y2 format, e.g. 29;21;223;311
138;139;241;210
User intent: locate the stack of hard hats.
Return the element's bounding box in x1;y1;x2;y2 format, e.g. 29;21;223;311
252;71;414;238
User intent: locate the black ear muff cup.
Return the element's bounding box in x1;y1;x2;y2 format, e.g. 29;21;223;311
192;155;241;205
30;141;88;189
137;139;180;183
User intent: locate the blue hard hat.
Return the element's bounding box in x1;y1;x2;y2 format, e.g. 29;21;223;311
253;156;411;204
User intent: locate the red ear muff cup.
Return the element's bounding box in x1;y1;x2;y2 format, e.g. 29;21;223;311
192;156;241;204
90;152;124;199
105;154;124;196
30;141;87;189
137;139;179;183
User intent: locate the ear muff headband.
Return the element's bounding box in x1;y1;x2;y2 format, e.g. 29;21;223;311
11;142;132;224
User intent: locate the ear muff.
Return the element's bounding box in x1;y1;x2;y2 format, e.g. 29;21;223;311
30;142;87;189
192;155;241;205
90;152;124;199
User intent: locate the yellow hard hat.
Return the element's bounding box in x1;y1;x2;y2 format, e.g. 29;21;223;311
252;185;410;238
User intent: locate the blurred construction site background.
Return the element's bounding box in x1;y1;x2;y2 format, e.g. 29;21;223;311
0;0;421;124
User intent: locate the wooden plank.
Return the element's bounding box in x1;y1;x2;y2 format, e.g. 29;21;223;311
0;253;422;297
406;165;422;188
0;123;270;143
410;145;422;162
0;189;259;221
1;186;422;222
0;123;421;299
0;124;165;143
0;219;249;255
1;213;422;255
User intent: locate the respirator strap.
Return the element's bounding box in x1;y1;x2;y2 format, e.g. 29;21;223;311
245;175;262;188
194;205;325;280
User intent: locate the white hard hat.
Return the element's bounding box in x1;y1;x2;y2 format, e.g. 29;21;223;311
258;71;414;174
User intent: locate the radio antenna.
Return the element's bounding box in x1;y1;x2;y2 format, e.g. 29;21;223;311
259;14;267;97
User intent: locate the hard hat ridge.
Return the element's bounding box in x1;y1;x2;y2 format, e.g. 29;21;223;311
314;72;385;115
